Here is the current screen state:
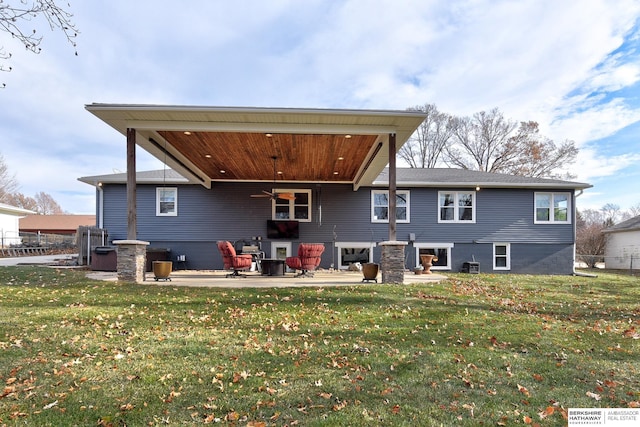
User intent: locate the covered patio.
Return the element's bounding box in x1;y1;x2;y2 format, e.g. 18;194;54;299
85;105;428;284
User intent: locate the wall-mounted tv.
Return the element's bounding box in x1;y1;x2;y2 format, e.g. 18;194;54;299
267;220;299;239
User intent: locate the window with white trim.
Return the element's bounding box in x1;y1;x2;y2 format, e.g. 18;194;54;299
438;191;475;223
414;243;454;270
534;192;570;223
156;187;177;216
335;242;375;269
272;189;312;222
371;190;410;223
493;243;510;270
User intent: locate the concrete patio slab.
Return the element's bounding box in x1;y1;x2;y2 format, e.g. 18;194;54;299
85;269;447;288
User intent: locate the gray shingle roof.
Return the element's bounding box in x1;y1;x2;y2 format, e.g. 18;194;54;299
78;169;189;186
374;168;591;190
603;215;640;233
79;167;592;190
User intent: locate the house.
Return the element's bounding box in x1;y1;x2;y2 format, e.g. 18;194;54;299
81;104;590;280
19;214;96;235
602;215;640;270
79;167;591;275
0;203;35;248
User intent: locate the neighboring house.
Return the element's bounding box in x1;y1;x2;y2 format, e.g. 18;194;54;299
78;167;591;275
602;215;640;270
19;214;96;235
0;203;36;247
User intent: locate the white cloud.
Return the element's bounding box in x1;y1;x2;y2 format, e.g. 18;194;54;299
1;0;640;213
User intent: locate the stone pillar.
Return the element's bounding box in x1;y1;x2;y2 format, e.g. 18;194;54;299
379;241;407;284
113;240;149;283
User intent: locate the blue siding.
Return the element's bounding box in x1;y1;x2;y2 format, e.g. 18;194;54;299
98;183;576;274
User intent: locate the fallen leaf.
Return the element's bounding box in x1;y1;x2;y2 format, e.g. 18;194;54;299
586;391;601;401
538;406;554;419
523;415;532;424
225;411;239;421
43;400;58;410
517;384;530;397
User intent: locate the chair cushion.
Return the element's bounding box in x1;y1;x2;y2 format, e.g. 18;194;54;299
217;241;252;270
288;243;325;271
286;256;302;270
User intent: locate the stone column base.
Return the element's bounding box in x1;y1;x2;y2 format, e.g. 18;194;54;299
113;240;149;283
379;241;407;284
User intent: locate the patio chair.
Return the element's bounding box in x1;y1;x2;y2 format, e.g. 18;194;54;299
217;241;253;278
286;243;325;277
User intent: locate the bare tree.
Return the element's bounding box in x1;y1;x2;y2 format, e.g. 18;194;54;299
445;108;519;172
1;152;65;212
576;208;611;268
506;121;578;179
4;192;38;211
1;0;78;85
442;108;578;178
621;203;640;220
35;191;63;214
399;104;453;168
0;153;20;202
601;203;621;226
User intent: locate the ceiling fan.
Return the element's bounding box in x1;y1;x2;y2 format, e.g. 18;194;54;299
250;156;296;201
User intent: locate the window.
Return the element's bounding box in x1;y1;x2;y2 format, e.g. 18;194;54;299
156;187;177;216
438;191;475;223
335;242;375;269
272;189;311;222
493;243;510;270
535;192;570;223
414;243;454;270
371;190;410;223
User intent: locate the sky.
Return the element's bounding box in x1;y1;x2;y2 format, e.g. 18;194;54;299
1;0;639;215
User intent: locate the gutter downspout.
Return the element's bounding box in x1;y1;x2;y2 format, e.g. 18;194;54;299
97;182;104;229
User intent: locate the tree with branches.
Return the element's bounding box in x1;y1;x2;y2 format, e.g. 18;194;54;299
1;0;78;86
576;208;609;268
398;103;454;168
443;108;578;178
445;108;519;173
1;152;64;213
0;153;19;202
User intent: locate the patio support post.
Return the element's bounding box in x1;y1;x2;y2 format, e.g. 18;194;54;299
380;132;405;284
126;128;137;240
114;128;149;283
114;240;149;283
388;132;397;241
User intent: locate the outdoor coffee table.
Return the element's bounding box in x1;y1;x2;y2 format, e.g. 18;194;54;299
261;259;285;276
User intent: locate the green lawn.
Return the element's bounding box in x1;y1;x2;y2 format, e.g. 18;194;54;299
0;266;638;426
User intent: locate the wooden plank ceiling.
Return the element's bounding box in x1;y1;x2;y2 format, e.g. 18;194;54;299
157;131;378;182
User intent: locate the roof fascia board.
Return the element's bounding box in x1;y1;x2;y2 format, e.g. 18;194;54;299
120;120;399;136
371;180;592;190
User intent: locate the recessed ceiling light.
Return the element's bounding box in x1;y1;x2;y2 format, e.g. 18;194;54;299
220;170;226;174
184;131;192;136
338;156;344;160
333;171;339;175
277;171;283;175
265;133;273;137
345;135;352;139
205;154;212;158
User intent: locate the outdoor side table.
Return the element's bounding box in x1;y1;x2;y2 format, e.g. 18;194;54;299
261;259;285;276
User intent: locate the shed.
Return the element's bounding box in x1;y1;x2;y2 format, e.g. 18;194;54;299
603;215;640;270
